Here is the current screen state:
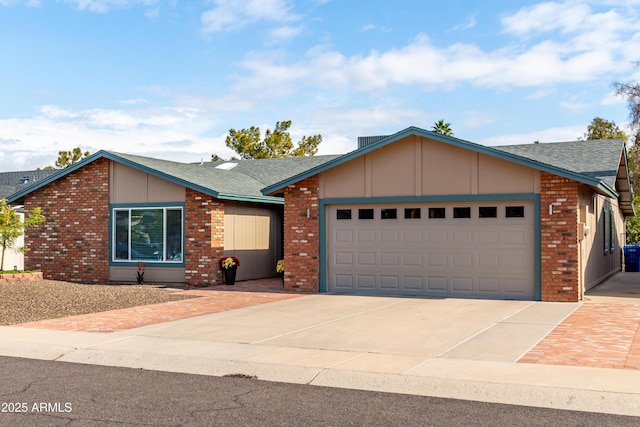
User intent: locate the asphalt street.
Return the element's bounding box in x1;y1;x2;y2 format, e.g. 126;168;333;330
0;356;638;427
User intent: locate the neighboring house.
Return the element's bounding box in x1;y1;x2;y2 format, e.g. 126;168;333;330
0;169;56;271
6;126;634;302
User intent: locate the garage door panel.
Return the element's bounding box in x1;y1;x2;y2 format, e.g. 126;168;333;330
380;276;399;289
327;201;534;300
357;252;376;265
427;253;448;267
335;230;354;243
452;277;473;292
403;253;423;266
380;252;400;266
403;276;423;290
356;275;376;289
380;230;399;243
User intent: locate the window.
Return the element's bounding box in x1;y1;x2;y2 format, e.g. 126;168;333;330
453;207;471;218
336;209;352;220
404;208;421;219
506;206;525;218
358;209;374;220
113;206;183;263
479;206;497;218
429;208;446;219
381;208;397;219
610;209;616;252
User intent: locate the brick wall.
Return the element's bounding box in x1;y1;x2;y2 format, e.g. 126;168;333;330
540;172;580;302
23;157;110;283
184;188;224;286
283;175;319;292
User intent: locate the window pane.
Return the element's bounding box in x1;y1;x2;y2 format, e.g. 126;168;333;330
337;209;352;220
453;207;471;218
404;208;421;219
506;206;525;218
166;209;182;261
131;209;164;261
479;207;497;218
114;210;129;260
381;209;397;219
358;209;374;219
429;208;445;219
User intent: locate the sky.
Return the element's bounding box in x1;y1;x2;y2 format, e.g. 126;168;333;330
1;0;639;172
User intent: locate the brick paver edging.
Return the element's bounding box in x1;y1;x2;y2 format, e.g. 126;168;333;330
519;303;640;370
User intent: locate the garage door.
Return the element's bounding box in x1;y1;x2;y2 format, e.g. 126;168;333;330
326;201;535;299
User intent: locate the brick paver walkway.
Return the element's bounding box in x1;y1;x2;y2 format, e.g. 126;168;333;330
518;303;640;370
13;279;302;333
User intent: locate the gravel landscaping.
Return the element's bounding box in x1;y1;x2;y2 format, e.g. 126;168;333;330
0;279;198;325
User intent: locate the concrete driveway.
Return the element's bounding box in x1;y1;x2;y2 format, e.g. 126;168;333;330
108;294;579;373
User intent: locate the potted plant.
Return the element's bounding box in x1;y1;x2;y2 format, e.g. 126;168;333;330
220;256;240;285
276;259;284;287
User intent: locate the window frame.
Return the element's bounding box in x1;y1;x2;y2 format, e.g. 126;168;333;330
111;204;185;265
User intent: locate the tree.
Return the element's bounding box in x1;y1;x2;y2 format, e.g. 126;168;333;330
581;117;628;142
615;62;640;131
0;200;45;271
224;121;322;159
54;147;91;169
431;119;454;136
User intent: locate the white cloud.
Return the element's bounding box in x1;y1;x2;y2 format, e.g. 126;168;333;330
0;105;234;171
268;25;302;43
201;0;298;32
63;0;158;13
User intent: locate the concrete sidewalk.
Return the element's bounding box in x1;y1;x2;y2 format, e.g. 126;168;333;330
2;288;640;417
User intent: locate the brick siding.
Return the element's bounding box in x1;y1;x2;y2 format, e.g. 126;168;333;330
540;172;580;302
23;157;110;283
184;188;224;286
283;175;319;292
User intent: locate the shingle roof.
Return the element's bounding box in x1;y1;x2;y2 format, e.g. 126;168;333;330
6;151;341;205
494;139;623;189
0;170;57;200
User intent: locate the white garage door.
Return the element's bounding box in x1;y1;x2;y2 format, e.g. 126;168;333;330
326;202;535;300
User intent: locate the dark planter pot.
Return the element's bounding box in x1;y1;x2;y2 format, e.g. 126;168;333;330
223;267;237;285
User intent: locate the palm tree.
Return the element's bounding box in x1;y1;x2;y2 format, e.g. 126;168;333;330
432;119;454;136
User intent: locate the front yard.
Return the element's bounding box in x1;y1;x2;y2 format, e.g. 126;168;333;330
0;279;196;325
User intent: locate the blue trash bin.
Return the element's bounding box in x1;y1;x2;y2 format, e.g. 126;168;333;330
624;245;640;272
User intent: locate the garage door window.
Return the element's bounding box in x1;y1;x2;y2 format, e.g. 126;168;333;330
479;207;497;218
336;209;352;220
506;206;525;218
453;207;471;218
429;208;446;219
405;208;421;219
358;209;374;220
381;209;397;219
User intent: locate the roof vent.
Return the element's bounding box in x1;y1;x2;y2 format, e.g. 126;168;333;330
21;176;29;184
357;135;390;149
215;162;238;170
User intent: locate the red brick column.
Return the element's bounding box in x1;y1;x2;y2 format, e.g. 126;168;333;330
540;172;580;302
184;189;224;286
23;158;110;283
283;175;319;292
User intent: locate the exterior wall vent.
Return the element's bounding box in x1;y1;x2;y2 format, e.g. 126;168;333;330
357;135;390;149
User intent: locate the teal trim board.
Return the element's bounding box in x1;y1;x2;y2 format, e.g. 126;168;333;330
318;194;542;301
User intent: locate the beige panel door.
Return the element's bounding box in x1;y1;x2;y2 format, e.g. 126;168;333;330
327;202;535;300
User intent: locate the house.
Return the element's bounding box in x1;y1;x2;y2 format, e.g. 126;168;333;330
6;126;633;302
